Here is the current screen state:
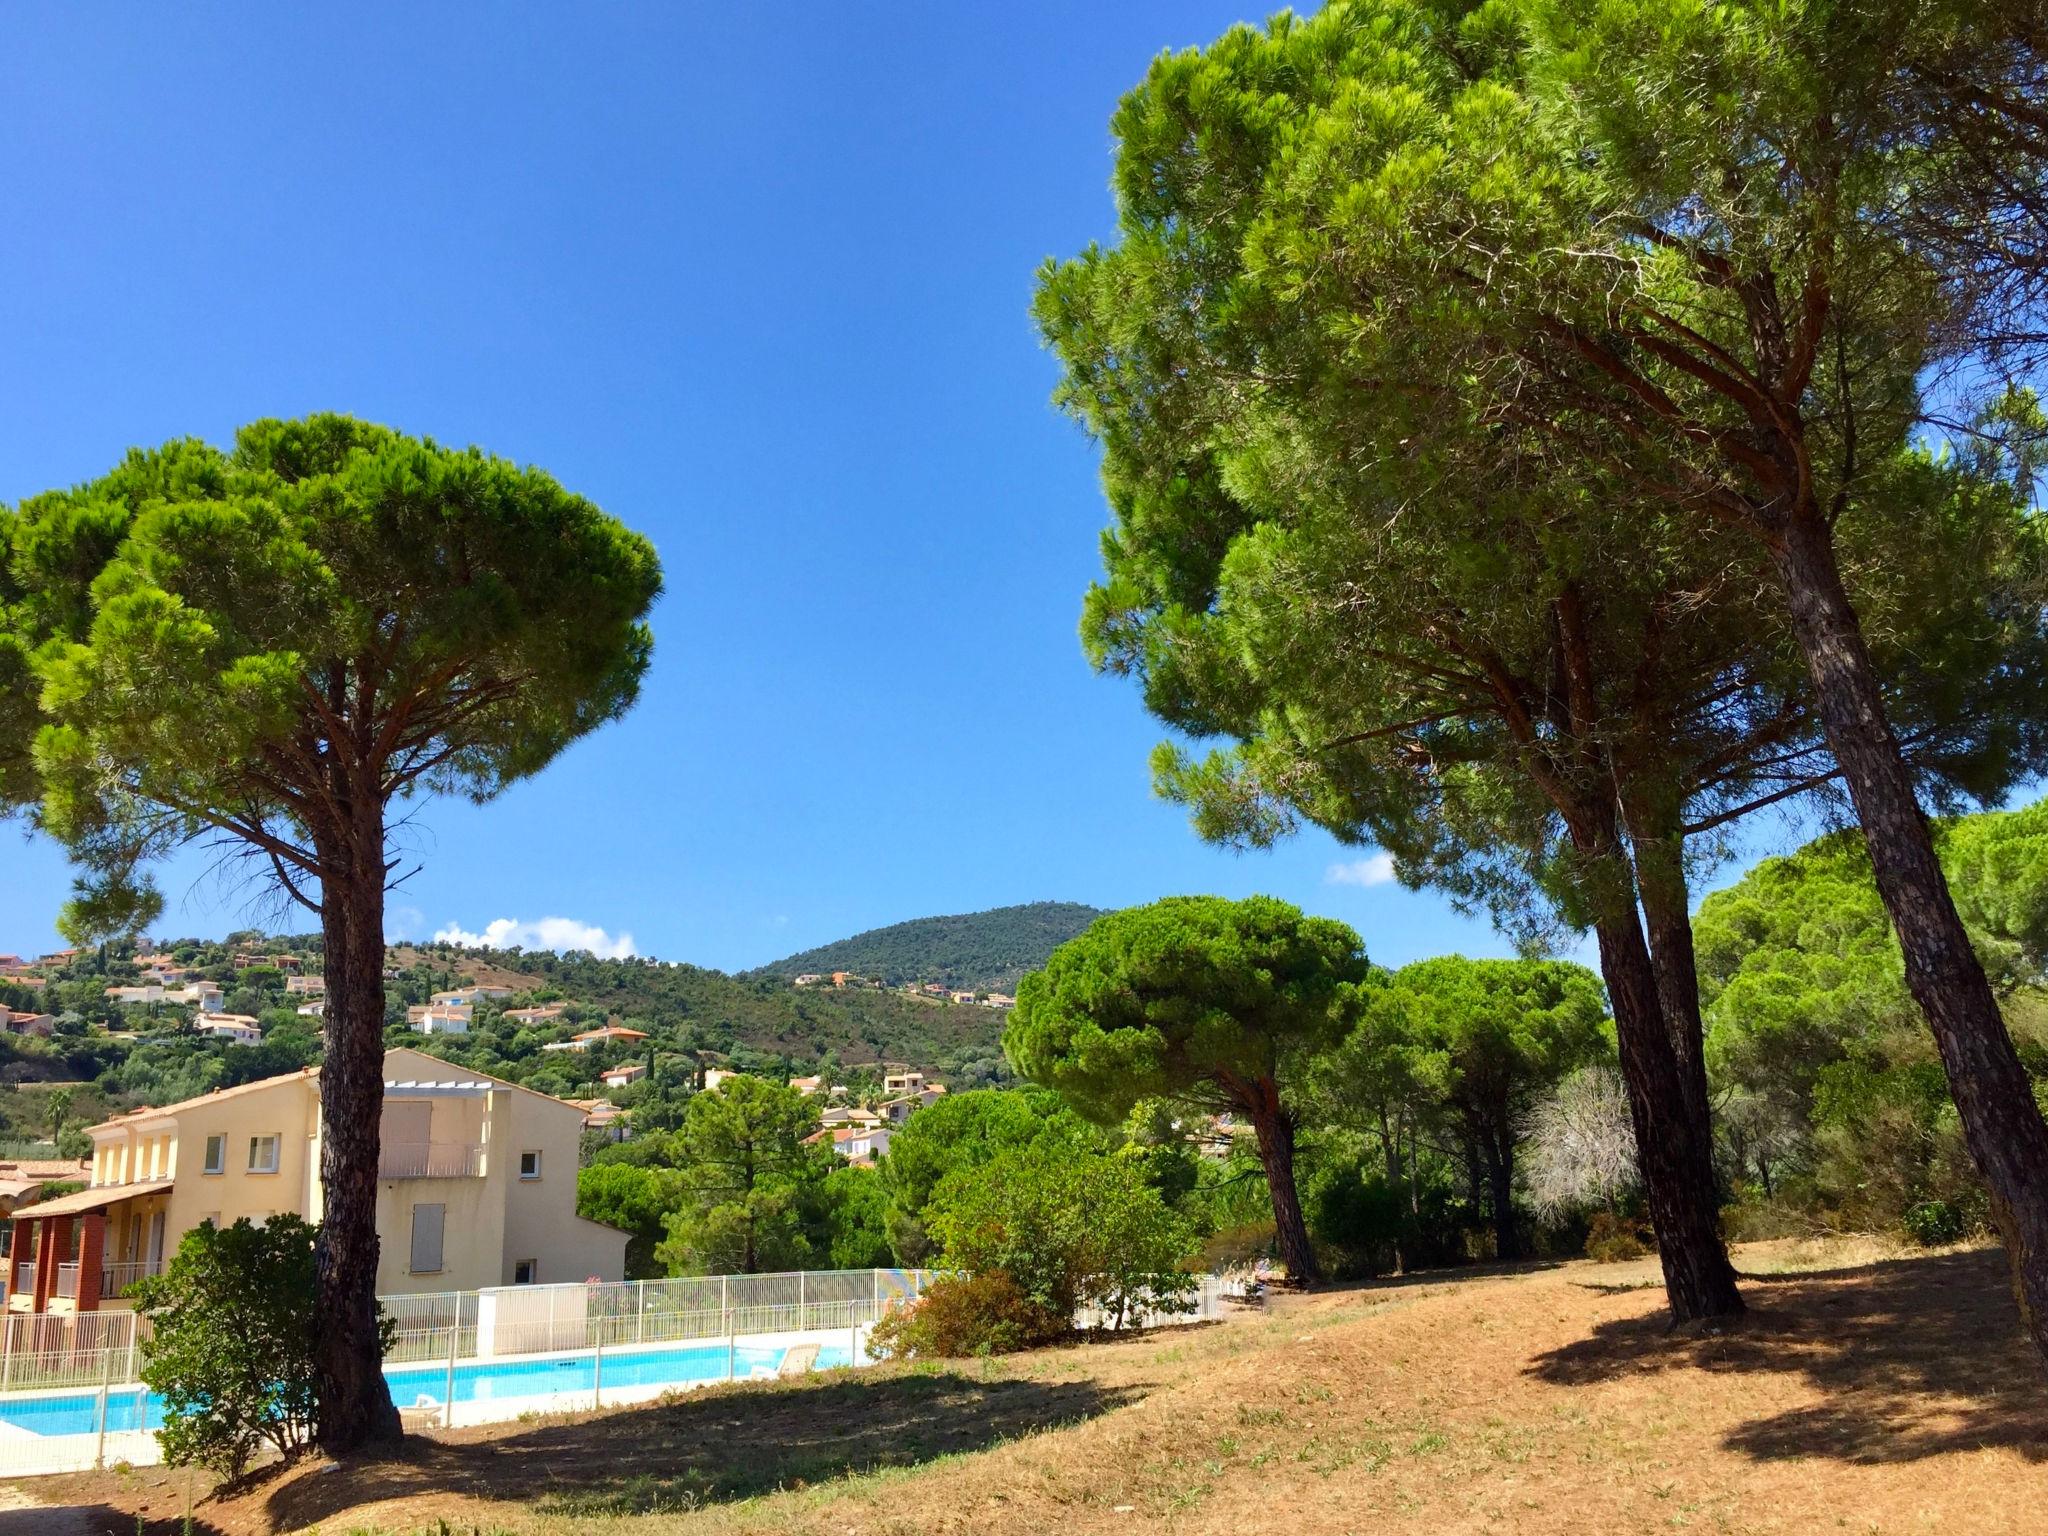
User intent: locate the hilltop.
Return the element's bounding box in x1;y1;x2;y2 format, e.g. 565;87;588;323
754;901;1104;991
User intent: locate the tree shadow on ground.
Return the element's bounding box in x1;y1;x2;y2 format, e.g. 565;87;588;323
264;1368;1148;1529
1527;1247;2048;1463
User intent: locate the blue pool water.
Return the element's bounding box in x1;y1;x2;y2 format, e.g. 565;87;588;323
0;1338;851;1437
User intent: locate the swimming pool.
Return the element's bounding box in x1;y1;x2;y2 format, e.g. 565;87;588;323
0;1337;855;1439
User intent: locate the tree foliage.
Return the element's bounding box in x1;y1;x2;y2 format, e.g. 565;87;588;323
1008;896;1365;1282
656;1075;827;1274
4;414;662;1447
134;1216;360;1480
925;1139;1198;1330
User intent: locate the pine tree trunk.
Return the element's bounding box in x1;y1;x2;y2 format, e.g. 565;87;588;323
1239;1078;1321;1285
1774;508;2048;1359
312;845;402;1452
1590;903;1744;1320
1486;1133;1520;1262
1623;804;1718;1167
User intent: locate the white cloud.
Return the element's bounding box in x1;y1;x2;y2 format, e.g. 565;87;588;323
433;915;638;960
384;905;426;942
1325;852;1397;888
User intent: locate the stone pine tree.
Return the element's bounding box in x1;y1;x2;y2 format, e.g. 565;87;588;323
1;415;661;1449
1006;895;1367;1284
1035;0;2048;1345
1375;958;1609;1262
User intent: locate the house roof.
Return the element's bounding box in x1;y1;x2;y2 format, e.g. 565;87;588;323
90;1067;320;1134
9;1180;174;1220
0;1160;90;1181
574;1026;648;1041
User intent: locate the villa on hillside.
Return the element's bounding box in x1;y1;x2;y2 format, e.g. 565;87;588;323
3;1011;55;1038
805;1124;893;1161
1;1046;628;1315
570;1098;631;1142
193;1013;263;1046
409;1004;473;1036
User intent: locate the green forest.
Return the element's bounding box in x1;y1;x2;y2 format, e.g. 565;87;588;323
752;901;1104;990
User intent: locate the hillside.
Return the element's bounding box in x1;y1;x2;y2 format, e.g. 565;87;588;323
754;901;1105;990
395;944;1014;1077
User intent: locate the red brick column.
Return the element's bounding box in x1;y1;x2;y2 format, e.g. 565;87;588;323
31;1216;59;1313
75;1212;106;1313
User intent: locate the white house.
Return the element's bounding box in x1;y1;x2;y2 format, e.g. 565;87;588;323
194;1013;262;1046
413;1006;471;1037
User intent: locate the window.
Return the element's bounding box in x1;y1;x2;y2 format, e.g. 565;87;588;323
247;1134;280;1174
202;1135;226;1175
518;1150;542;1181
514;1259;536;1285
409;1203;445;1274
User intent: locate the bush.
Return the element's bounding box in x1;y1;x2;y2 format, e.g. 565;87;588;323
866;1272;1065;1358
1583;1209;1653;1263
1903;1198;1968;1246
134;1215;347;1480
926;1140;1199;1328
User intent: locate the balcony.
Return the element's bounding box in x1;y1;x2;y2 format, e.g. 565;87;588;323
9;1261;31;1296
379;1143;485;1179
54;1263;78;1300
99;1260;162;1299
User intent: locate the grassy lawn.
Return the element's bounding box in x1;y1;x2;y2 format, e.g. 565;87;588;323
14;1238;2045;1536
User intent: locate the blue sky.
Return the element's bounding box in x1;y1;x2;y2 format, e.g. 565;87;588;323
0;3;1802;972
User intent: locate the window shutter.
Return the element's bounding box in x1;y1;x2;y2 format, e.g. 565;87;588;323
410;1202;446;1273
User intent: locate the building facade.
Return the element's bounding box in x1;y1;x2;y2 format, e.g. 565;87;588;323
2;1047;626;1315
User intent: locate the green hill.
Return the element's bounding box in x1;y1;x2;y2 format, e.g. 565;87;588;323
753;901;1106;991
386;944;1019;1080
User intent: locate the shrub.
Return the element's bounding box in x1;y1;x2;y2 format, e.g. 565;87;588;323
134;1215;336;1480
925;1140;1198;1328
867;1272;1064;1358
1903;1199;1968;1246
1583;1209;1654;1263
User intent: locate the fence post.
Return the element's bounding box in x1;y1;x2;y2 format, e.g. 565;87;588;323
93;1332;113;1471
443;1320;458;1430
1;1314;12;1396
124;1313;138;1385
798;1271;806;1330
636;1279;645;1345
726;1301;735;1384
593;1327;604;1412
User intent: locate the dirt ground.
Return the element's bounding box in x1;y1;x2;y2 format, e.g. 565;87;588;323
7;1238;2044;1536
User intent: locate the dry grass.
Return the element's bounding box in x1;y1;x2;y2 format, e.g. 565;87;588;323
11;1238;2045;1536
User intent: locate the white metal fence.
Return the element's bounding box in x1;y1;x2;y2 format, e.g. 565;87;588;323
0;1266;1224;1479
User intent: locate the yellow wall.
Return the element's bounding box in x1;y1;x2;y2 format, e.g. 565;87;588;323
81;1049;626;1299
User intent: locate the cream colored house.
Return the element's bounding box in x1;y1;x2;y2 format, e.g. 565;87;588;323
3;1047;626;1315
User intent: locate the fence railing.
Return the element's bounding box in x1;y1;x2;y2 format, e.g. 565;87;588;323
377;1142;485;1179
0;1265;1225;1480
98;1260;161;1299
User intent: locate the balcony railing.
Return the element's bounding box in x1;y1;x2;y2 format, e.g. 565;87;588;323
9;1261;31;1296
99;1260;162;1299
53;1263;78;1300
378;1143;484;1179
